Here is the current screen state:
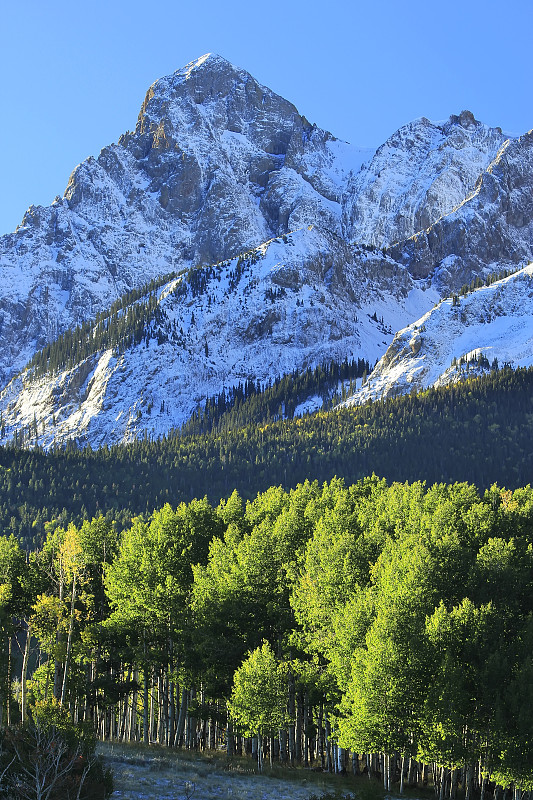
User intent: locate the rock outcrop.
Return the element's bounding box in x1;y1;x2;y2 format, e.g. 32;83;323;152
0;55;532;446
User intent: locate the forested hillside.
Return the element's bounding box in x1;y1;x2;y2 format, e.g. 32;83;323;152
0;477;531;793
0;366;532;549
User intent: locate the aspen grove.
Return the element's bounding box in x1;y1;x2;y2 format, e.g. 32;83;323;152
0;477;532;796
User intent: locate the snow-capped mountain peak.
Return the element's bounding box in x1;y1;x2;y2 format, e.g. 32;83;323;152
0;55;532;448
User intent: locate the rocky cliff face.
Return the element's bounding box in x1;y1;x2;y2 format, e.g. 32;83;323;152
0;54;531;446
0;54;371;389
342;110;508;247
386;130;533;284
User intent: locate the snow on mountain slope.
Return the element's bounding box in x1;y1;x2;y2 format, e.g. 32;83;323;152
386;129;533;283
0;53;532;448
0;54;372;389
342;110;508;247
342;264;533;406
0;229;439;449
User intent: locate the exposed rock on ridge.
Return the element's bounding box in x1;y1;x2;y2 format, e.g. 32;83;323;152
386;130;533;283
0;54;532;447
0;54;368;388
342;111;507;247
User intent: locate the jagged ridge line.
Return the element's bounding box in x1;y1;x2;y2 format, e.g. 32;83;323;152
16;226;313;381
386;138;512;249
181;225;310;274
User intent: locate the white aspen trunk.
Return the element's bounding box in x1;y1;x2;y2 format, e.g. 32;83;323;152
279;728;288;763
465;764;474;800
128;692;135;741
86;661;94;722
117;698;124;742
156;676;162;744
124;694;131;741
199;687;206;750
226;717;235;756
131;672;139;741
317;704;324;768
94;690;99;738
169;677;175;746
6;636;11;727
288;670;296;765
303;693;309;767
150;682;155;742
325;716;331;772
208;703;216;750
174;688;187;746
400;753;406;794
143;637;149;745
187;687;196;749
337;745;345;773
21;621;32;723
439;766;447;800
296;691;303;764
119;671;129;741
450;768;458;800
307;703;315;765
257;733;263;772
143;668;149;744
60;573;77;706
164;671;170;746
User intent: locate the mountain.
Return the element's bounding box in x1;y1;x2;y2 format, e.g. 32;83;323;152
344;264;533;405
0;53;371;389
342;110;508;248
0;229;435;448
0;54;532;448
386;128;533;285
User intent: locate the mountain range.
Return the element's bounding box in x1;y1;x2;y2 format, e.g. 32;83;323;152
0;53;532;448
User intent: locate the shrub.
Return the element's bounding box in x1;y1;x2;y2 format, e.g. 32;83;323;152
0;713;113;800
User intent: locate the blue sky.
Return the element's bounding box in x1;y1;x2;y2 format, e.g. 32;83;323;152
0;0;530;235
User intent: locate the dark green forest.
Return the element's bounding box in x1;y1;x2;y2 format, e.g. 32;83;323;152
0;365;532;549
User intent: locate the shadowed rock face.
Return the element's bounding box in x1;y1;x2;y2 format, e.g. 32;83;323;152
0;54;531;405
341;112;508;248
386;131;533;282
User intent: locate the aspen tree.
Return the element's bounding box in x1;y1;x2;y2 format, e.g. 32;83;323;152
229;641;288;770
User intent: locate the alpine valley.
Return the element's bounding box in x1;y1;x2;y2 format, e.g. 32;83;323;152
1;53;532;449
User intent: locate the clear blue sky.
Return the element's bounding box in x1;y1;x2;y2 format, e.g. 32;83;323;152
0;0;530;235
